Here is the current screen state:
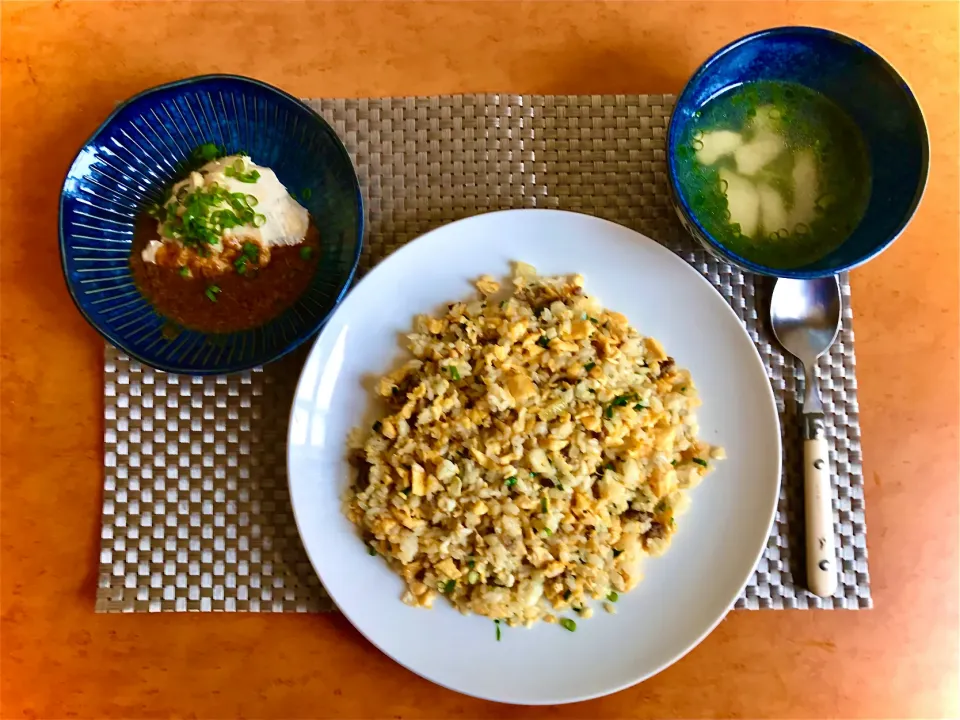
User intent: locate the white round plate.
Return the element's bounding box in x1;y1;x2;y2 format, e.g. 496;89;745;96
288;209;781;705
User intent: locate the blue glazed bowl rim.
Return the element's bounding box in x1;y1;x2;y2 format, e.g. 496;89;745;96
58;73;365;375
667;26;930;279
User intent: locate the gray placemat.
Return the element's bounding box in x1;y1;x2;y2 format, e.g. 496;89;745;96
97;94;870;612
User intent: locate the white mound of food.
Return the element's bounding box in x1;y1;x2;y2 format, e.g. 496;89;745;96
345;264;722;628
141;155;308;265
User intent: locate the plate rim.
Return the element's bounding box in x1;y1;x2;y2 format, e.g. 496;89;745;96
287;208;782;704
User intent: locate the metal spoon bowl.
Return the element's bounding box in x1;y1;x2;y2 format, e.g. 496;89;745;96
771;275;842;597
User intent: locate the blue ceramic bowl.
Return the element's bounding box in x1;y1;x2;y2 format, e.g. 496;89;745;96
60;75;363;374
668;27;929;278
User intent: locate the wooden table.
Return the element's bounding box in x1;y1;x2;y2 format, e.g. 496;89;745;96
2;2;957;717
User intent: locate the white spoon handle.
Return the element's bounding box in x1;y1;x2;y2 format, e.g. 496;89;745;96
804;435;837;597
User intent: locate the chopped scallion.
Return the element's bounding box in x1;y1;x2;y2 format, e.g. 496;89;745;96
495;620;502;641
584;362;596;372
447;365;461;381
607;591;619;602
191;142;225;163
693;457;708;467
505;476;517;488
560;618;577;632
204;285;221;302
536;336;550;348
300;246;314;260
178;267;190;278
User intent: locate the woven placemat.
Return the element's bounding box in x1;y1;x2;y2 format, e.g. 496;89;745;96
97;94;871;612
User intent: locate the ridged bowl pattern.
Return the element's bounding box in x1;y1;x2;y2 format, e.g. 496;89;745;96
60;74;364;375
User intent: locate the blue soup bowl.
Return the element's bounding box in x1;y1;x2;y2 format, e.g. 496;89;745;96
60;74;363;374
667;27;929;278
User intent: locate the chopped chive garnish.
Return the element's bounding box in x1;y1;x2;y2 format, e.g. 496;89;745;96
605;463;614;471
225;160;261;183
301;188;312;200
605;405;614;419
655;499;668;513
680;386;687;392
693;457;708;467
589;317;599;324
467;558;476;569
495;619;502;641
372;421;382;432
560;618;577;632
367;544;376;556
505;476;517;488
543;528;552;536
563;590;572;601
633;403;645;410
671;460;678;466
204;285;221;302
400;488;410;496
584;362;596;372
447;365;461;381
253;213;266;227
191;142;225;163
541;496;548;513
300;246;314;260
499;300;508;308
536;336;551;348
178;267;190;278
613;548;623;557
607;591;619;602
443;579;456;594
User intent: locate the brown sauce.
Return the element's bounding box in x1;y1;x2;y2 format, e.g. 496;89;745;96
131;215;320;334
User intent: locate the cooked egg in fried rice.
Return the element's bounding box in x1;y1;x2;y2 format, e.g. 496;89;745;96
345;263;723;628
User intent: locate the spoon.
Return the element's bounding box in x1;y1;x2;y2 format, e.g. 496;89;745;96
770;275;842;598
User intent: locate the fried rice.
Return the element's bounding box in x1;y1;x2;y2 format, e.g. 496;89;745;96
346;263;723;628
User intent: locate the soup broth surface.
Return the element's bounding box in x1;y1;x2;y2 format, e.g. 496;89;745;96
675;80;871;269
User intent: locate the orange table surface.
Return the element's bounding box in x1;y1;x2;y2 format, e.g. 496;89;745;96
1;1;958;718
